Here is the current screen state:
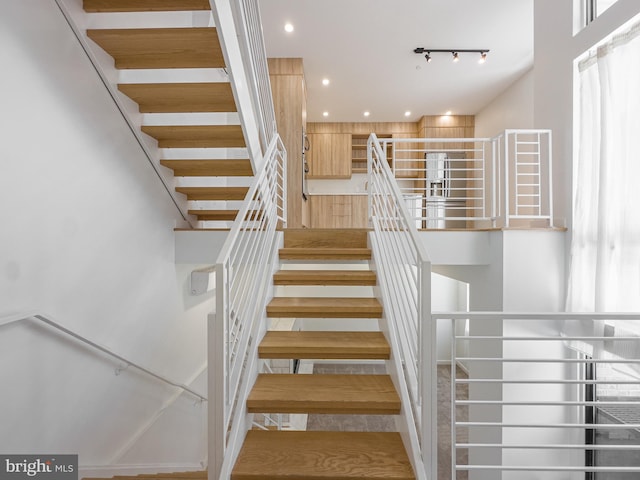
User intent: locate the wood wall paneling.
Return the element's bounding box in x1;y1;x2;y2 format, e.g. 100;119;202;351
268;58;307;227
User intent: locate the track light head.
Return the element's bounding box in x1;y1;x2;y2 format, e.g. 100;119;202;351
414;48;490;64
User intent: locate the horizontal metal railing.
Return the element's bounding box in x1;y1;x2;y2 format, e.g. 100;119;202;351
385;129;553;229
211;134;286;480
432;312;640;478
368;133;433;480
0;311;206;401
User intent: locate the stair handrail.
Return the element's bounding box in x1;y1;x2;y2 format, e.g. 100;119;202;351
368;133;435;480
210;134;286;480
209;0;276;171
0;311;207;401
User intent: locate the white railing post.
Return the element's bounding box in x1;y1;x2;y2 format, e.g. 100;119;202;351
547;130;554;227
419;260;436;480
209;282;226;479
504;130;511;228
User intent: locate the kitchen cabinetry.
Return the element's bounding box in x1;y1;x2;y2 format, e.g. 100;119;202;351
307;133;351;178
309;195;368;228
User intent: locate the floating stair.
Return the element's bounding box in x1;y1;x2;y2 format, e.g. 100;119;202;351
279;228;372;260
259;331;390;359
83;0;211;12
83;1;250;229
278;247;372;260
247;373;400;414
266;297;383;318
141;125;246;149
175;187;249;201
232;431;414;480
86;28;224;69
273;269;377;285
233;229;416;480
118;83;236;113
160;159;253;177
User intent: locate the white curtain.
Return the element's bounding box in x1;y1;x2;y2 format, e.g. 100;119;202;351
566;21;640;369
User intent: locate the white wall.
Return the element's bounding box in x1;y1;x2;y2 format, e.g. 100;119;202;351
474;69;534;138
534;0;640;233
0;1;213;473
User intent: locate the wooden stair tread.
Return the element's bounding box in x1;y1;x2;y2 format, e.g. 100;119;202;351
232;430;415;480
86;28;224;69
141;125;245;148
247;374;400;414
137;474;206;479
188;209;238;221
284;228;369;249
175;186;248;201
278;247;371;260
84;0;211;12
259;331;390;359
266;297;382;318
273;269;376;286
118;83;236;113
160;159;252;177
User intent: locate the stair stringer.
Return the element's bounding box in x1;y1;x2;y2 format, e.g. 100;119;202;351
210;231;284;480
368;234;428;480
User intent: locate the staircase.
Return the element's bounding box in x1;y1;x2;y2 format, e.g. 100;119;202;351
231;228;416;480
79;0;251;229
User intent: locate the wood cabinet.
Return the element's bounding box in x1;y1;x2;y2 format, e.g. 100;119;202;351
307;133;351;178
352;134;391;174
309;195;368;228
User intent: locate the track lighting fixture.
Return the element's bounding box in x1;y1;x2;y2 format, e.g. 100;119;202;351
413;48;490;64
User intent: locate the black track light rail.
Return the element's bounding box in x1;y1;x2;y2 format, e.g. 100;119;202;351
413;48;490;54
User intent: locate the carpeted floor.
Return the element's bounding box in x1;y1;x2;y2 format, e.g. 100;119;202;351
307;363;468;479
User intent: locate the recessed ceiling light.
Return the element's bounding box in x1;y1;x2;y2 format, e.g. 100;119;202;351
284;23;294;33
322;111;329;117
363;111;370;117
445;110;452;116
322;78;330;86
404;111;411;117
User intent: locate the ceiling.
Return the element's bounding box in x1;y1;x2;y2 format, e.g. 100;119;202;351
258;0;534;123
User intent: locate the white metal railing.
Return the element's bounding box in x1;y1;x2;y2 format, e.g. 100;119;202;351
210;134;286;480
231;0;277;152
0;311;207;401
432;312;640;478
210;0;276;169
367;134;434;480
387;129;553;229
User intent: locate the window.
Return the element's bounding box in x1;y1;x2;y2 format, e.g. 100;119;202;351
576;0;621;32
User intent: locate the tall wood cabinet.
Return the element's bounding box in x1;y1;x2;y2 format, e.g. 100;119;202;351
268;58;308;227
